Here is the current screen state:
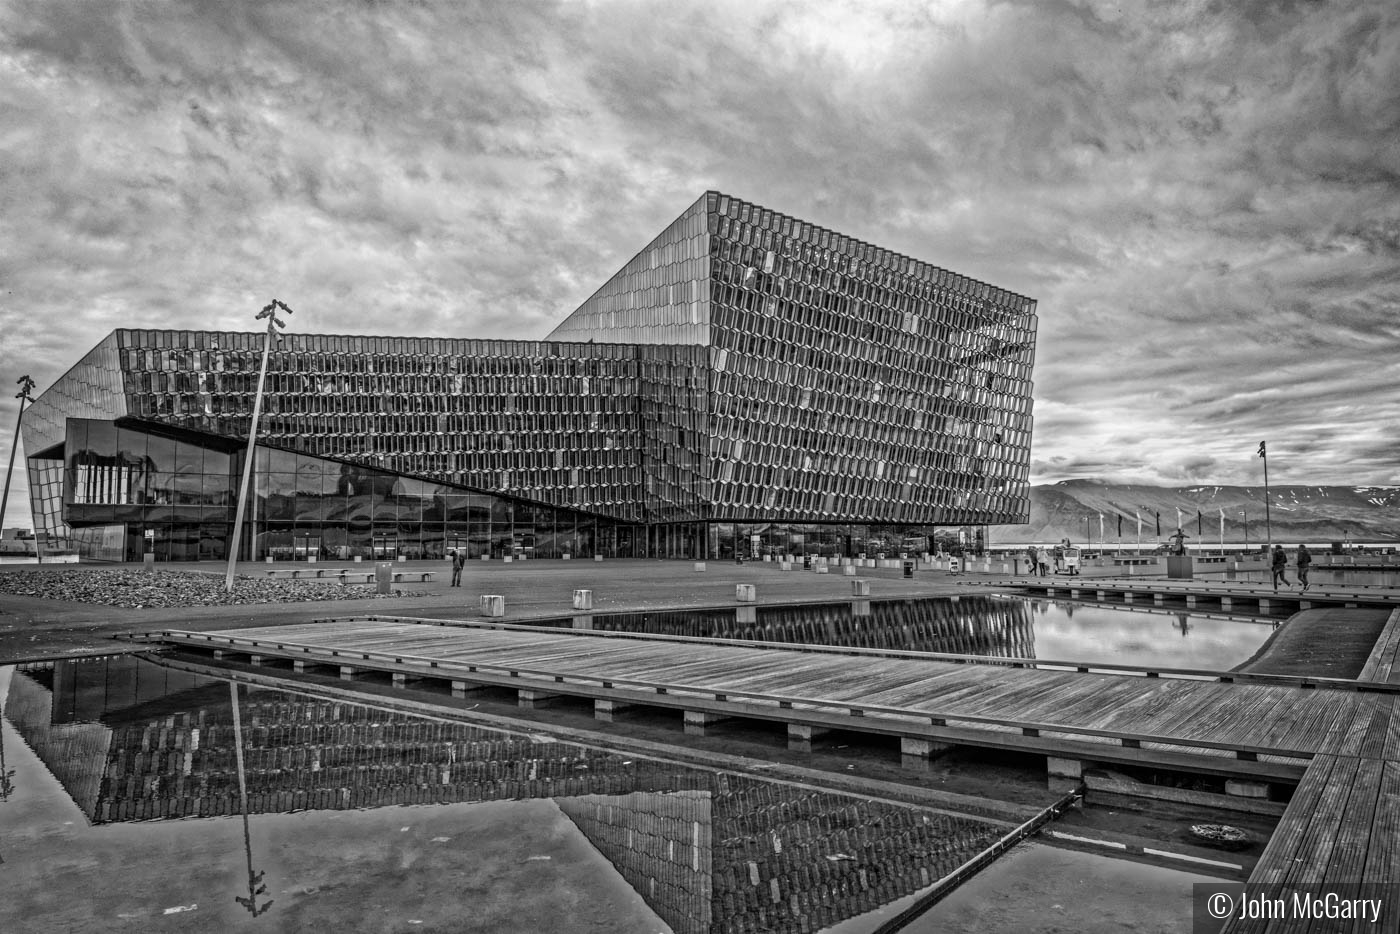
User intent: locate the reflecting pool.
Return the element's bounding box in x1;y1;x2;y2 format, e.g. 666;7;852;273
1;656;1016;934
521;594;1276;671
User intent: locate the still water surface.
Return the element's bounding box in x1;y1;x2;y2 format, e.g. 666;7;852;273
524;594;1276;671
0;657;1007;933
1;592;1256;932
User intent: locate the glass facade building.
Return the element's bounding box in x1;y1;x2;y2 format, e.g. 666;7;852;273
22;191;1036;562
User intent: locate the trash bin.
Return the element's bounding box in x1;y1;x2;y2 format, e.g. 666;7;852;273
375;562;393;595
803;554;812;570
903;560;915;579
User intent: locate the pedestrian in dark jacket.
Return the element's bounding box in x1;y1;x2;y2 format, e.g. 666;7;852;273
1270;544;1290;591
1025;545;1039;577
450;549;465;587
1296;544;1311;592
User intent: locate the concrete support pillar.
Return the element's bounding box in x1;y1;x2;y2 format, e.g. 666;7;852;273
1220;596;1233;609
392;672;408;688
594;699;633;722
1047;755;1085;794
735;605;756;624
213;650;227;659
787;723;829;753
293;659;308;672
1258;598;1271;613
248;655;262;666
1225;779;1270;800
517;689;560;709
1154;593;1165;605
1123;593;1134;604
684;710;726;736
571;615;594;629
450;680;484;698
340;666;357;680
1186;594;1198;607
900;737;953;759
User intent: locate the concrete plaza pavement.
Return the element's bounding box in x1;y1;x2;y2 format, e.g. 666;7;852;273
0;557;989;661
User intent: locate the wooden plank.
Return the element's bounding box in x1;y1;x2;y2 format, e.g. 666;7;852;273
1248;755;1339;885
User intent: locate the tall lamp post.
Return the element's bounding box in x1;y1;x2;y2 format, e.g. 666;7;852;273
1257;440;1271;549
1;375;37;544
224;301;292;592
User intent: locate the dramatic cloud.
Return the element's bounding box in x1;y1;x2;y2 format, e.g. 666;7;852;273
2;0;1398;528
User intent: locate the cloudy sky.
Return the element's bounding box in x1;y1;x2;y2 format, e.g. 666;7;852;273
3;0;1398;528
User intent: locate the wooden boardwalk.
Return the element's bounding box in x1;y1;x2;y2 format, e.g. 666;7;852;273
1220;607;1400;932
129;612;1400;919
130;617;1389;783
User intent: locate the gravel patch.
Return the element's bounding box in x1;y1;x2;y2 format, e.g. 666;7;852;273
0;568;427;609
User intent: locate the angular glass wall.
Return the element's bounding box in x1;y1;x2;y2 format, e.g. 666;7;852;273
546;193;712;346
701;191;1036;526
109;331;710;525
248;444;640;561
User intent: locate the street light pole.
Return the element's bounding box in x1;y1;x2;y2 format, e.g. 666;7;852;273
1;375;37;543
1258;440;1271;549
224;301;292;592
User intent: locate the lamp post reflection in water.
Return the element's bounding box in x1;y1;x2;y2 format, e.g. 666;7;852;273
229;681;274;917
1;683;14;865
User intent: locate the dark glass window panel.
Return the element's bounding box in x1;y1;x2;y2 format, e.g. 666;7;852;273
85;421;119;458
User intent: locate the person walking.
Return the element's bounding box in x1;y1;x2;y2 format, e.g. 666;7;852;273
1270;544;1291;591
1025;545;1039;577
450;548;465;587
1052;542;1065;574
1296;543;1312;592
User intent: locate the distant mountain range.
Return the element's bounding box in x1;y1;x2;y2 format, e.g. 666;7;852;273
989;479;1400;546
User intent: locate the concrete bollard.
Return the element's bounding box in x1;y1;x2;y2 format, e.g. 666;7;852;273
815;565;829;574
779;561;793;571
572;589;593;610
694;562;706;572
736;583;757;603
851;579;870;596
842;565;857;576
594;555;604;562
502;555;513;563
480;594;505;617
562;554;571;560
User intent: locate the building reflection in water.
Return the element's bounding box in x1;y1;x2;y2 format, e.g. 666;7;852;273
4;654;1006;934
536;593;1038;660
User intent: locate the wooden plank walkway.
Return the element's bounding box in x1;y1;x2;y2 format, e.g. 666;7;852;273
1357;609;1400;684
129;613;1400;915
128;617;1386;782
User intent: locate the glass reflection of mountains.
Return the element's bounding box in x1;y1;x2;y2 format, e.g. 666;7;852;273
5;655;1005;934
